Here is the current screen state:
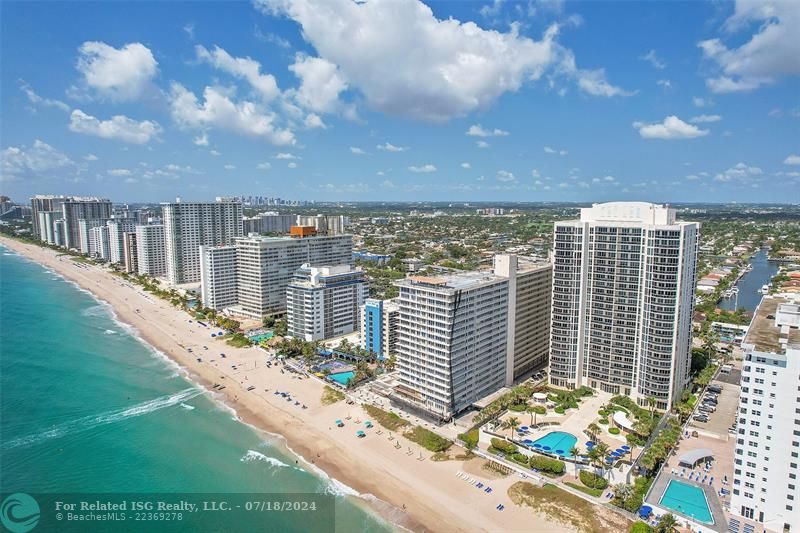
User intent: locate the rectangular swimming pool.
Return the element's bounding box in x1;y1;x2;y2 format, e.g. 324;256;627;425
658;479;714;525
328;371;355;386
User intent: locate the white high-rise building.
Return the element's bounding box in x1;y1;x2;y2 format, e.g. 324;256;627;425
296;214;349;235
30;195;67;240
229;234;353;318
136;224;167;277
549;202;699;409
199;245;238;310
162;199;243;285
78;219;109;254
394;272;509;420
37;211;61;245
61;198;112;250
88;225;111;260
107;219;137;264
286;264;367;341
731;295;799;532
494;254;553;384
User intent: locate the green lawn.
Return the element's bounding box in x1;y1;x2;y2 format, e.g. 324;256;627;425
565;481;603;497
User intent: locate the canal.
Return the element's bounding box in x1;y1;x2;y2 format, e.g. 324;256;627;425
718;248;779;312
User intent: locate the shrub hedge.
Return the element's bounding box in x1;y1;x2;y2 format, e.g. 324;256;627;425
530;455;565;475
579;470;608;490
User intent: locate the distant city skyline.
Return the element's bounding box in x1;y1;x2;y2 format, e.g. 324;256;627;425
2;0;799;203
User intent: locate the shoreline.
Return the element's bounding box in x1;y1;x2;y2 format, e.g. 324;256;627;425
0;236;575;533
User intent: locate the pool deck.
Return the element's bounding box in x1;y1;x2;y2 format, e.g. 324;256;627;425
648;473;727;532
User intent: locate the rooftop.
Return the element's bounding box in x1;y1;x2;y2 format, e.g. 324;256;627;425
401;270;505;291
744;296;800;354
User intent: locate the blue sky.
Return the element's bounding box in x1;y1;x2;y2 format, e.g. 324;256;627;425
1;0;798;203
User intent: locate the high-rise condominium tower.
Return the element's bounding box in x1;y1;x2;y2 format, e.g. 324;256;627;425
730;295;799;532
61;198;112;250
162;199;243;285
549;202;698;409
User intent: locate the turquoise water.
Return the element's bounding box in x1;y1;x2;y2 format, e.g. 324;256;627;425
0;247;391;532
659;480;714;524
328;371;355;386
531;431;578;457
249;332;274;343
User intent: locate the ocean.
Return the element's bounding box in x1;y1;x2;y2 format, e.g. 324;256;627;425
0;246;392;532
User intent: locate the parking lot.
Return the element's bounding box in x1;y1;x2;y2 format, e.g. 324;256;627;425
688;372;740;439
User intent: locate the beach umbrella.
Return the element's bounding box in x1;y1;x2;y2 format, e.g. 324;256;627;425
523;439;533;445
533;443;542;448
585;441;594;447
521;426;529;430
638;505;652;518
555;449;565;455
542;446;551;451
621;445;630;450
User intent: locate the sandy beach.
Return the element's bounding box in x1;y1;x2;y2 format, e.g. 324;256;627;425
1;236;581;533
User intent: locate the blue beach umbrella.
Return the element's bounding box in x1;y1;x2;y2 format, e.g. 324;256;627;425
585;441;594;447
533;443;542;448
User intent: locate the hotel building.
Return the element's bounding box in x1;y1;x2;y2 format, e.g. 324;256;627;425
394;272;509;420
162;199;243;285
731;295;799;532
136;224;167;277
361;298;401;360
549;202;699;410
286;265;367;341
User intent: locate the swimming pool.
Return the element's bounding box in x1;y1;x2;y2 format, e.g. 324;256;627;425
529;431;578;458
248;332;273;343
659;479;714;525
328;371;355;386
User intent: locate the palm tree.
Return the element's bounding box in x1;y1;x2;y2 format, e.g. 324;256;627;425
612;483;633;504
655;513;678;533
527;406;536;427
508;416;520;438
647;396;657;418
593;442;610;478
569;446;581;476
587;423;601;442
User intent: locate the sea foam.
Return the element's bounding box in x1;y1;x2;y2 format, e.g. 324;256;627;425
2;387;203;450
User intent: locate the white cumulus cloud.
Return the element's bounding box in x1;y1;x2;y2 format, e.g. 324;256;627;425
633;115;709;140
195;45;280;101
461;162;471;169
698;0;800;93
288;54;349;114
466;124;509;137
409;164;437;173
713;162;763;183
168;83;295;145
69;109;161;144
75;41;158;101
784;154;800;165
496;170;515;182
350;147;366;155
256;0;628;121
376;142;407;152
1;140;74;182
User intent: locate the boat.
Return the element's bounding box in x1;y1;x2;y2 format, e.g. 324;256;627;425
759;284;770;294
